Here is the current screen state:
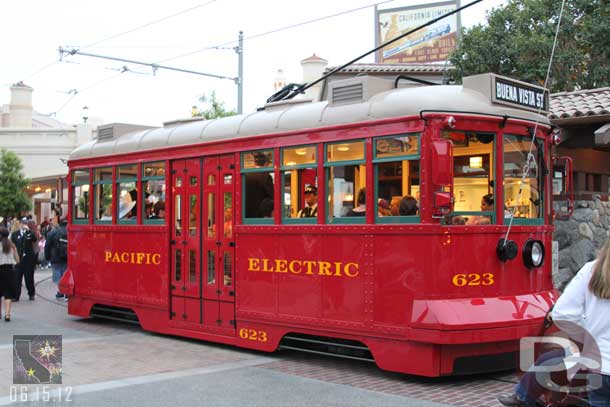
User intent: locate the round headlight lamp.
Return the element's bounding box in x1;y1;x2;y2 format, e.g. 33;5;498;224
523;239;545;268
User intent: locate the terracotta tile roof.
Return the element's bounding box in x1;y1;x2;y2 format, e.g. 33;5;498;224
550;87;610;120
324;63;452;74
302;54;328;63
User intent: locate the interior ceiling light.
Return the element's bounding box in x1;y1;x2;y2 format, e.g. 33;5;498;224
469;156;483;168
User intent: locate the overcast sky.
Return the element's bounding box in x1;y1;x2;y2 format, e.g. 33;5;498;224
1;0;506;127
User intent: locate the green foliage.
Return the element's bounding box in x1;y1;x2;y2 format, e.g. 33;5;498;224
192;91;237;120
0;149;31;218
450;0;610;92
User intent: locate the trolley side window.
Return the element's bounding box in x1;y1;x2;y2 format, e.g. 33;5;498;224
116;164;138;224
441;131;495;225
373;134;421;223
242;150;274;223
72;169;90;224
93;167;113;224
503;134;543;224
326;141;366;224
142;161;166;224
281;145;318;223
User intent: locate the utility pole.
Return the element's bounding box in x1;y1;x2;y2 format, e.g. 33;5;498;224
235;31;244;114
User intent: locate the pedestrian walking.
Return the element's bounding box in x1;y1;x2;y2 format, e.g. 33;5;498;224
0;227;19;321
45;217;68;299
10;217;37;301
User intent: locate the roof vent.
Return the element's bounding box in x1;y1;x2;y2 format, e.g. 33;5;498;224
95;123;158;141
327;76;394;106
97;125;114;141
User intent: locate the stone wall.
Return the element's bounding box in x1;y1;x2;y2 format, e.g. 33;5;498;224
553;198;610;290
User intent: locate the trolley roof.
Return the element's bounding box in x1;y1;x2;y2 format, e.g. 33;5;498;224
70;73;550;161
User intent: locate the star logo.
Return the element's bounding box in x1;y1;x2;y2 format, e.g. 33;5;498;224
26;368;35;377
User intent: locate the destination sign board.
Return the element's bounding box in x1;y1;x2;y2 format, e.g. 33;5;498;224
492;76;549;113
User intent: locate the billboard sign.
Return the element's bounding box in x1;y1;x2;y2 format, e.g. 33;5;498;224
376;1;459;64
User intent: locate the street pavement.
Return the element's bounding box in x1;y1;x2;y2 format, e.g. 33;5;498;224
0;268;517;406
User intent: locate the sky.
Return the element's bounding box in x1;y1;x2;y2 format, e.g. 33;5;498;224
1;0;506;127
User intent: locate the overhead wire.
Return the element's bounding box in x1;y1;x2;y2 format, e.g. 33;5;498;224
502;0;566;246
79;0;218;51
154;0;397;64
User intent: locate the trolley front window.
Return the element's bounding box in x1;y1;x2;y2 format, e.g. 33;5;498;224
503;134;543;224
326;141;366;224
374;134;421;223
72;169;90;224
441;131;495;225
93;167;113;224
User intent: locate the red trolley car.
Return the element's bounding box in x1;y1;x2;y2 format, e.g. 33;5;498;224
62;73;565;377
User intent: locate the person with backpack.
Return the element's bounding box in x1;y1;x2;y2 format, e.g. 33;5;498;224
44;217;68;300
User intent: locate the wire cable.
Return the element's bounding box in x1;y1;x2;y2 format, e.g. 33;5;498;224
80;0;218;51
155;0;397;64
503;0;566;246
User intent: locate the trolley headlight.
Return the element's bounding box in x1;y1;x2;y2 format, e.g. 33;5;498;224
523;239;545;269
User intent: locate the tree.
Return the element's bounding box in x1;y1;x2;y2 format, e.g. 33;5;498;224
0;149;31;220
449;0;610;92
192;91;237;120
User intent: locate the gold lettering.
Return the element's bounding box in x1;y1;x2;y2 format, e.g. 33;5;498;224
261;258;273;272
121;253;130;263
146;253;152;264
344;262;359;278
302;261;316;275
136;253;145;264
275;259;288;273
131;252;136;263
105;251;112;262
112;253;121;263
318;261;332;276
288;260;302;274
333;262;343;277
248;258;260;271
246;257;361;279
152;254;161;265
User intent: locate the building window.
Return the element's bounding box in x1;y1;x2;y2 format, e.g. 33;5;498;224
93;167;113;223
142;161;166;223
281;145;317;223
374;134;420;223
72;169;90;223
116;164;137;223
326;141;366;223
242;150;274;222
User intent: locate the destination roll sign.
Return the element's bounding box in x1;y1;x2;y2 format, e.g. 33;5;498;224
492;76;549;113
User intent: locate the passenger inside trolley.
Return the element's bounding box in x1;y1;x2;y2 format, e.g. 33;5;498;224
347;188;366;216
398;195;418;216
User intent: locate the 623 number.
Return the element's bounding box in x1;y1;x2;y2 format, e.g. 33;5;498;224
451;273;495;287
239;328;268;342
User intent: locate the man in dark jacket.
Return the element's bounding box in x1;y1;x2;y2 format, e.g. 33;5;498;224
11;217;38;301
45;217;68;299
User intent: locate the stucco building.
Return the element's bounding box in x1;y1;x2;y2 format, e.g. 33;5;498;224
0;82;95;222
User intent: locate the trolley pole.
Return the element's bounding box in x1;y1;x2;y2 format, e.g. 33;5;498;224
235;31;244;114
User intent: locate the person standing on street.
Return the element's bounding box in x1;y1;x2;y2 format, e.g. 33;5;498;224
0;227;19;321
45;217;68;299
11;217;37;301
